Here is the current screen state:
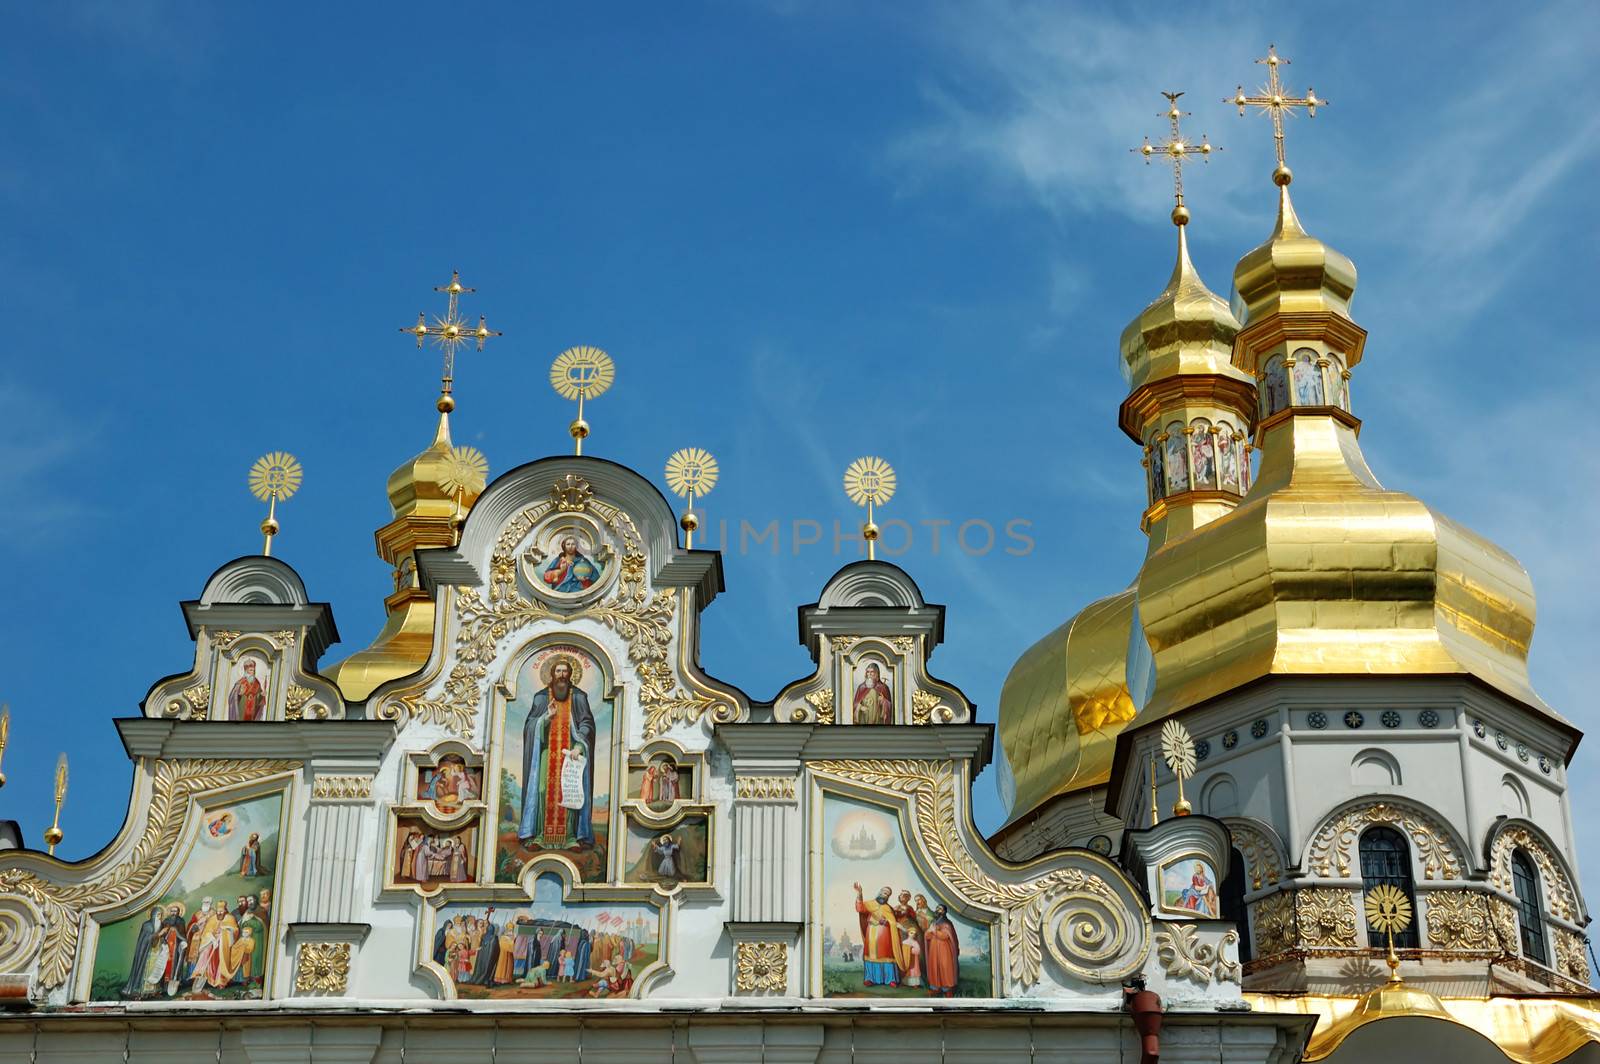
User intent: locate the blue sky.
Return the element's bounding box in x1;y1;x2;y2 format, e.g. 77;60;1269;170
3;2;1597;897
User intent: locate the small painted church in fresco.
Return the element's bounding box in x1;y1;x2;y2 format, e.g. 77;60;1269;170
0;48;1595;1064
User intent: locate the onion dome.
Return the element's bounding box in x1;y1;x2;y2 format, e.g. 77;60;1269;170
325;399;486;702
1128;182;1553;728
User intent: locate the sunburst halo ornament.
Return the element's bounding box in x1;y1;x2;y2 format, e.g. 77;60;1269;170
843;456;896;560
248;452;302;557
1365;884;1415;983
441;445;489;498
1160;719;1197;816
665;447;719;549
550;346;615;455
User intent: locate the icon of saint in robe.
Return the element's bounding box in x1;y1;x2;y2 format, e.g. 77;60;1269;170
517;656;597;849
228;659;266;721
923;905;961;997
852;663;893;725
852;883;906;987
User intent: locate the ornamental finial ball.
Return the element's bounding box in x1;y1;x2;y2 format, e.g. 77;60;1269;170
0;771;7;789
1273;164;1293;187
437;394;455;413
570;418;590;441
261;516;280;537
1173;797;1192;817
43;826;63;848
680;512;699;534
863;522;881;542
1171;204;1191;226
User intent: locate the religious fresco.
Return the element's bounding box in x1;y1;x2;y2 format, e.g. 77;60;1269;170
89;791;282;1002
851;659;894;725
225;652;270;721
521;521;613;600
628;754;691;812
496;644;614;883
432;875;658;999
1262;354;1289;416
1189;419;1217;488
1162;426;1188;495
1219;425;1242;492
393;813;481;888
1159;857;1221;919
623;812;709;888
820;794;991;998
1291;349;1325;405
419;754;483;815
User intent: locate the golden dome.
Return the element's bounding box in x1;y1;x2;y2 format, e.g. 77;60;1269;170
1118;224;1246;394
998;587;1139;817
1232;182;1357;324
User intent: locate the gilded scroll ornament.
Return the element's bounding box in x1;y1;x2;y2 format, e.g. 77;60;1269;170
284;684;318;721
1307;802;1462;880
209;630;243;649
311;775;374;801
804;688;835;725
735;776;796;801
911;690;945;726
1488;825;1577;922
271;630;299;650
733;941;787;992
385;501;733;739
830;637;857;655
550;474;593;513
1296;888;1358;948
1253;890;1296;956
808;759;1149;988
0;758;300;990
295;941;352;994
1423;890;1495;951
1491;896;1521;955
1156;923;1239;985
1554;929;1589;983
165;683;211;720
1223;819;1283;890
891;636;916;654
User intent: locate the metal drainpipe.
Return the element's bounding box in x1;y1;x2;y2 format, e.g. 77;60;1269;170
1123;977;1163;1064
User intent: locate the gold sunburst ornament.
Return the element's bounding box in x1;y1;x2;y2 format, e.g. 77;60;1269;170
1160;719;1197;816
843;456;896;560
248;452;303;557
550;346;616;455
1365;884;1415;984
441;445;489;544
665;448;719;549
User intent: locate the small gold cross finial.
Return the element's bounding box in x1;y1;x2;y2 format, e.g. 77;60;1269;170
1134;91;1216;226
1229;45;1327;186
399;271;501;410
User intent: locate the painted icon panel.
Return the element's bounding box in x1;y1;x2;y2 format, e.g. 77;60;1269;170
497;644;614;883
419;754;483;815
393;814;481;888
90;791;283;1002
225;652;271;721
1159;856;1221;918
820;794;992;998
434;875;658;999
627;755;692;812
851;659;894;725
623;813;709;887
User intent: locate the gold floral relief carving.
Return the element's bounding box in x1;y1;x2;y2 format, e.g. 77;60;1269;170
284;684;327;721
295;941;352;994
164;683;211;720
911;690;946;726
0;758;300;990
830;637;857;655
1307;802;1462;880
808;759;1149;988
1296;888;1358;948
208;629;243;649
311;775;374;801
271;630;299;651
1488;825;1578;922
1156;924;1239;985
1223;819;1283;891
891;636;916;654
549;473;593;513
734;941;787;992
802;687;835;725
1491;896;1520;955
1253;890;1296;956
735;776;796;801
1423;890;1496;951
384;501;733;739
1554;929;1589;983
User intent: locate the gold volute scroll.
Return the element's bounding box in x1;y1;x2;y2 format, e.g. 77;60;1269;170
248;452;302;557
550;346;615;456
665;447;719;549
843;456;896;561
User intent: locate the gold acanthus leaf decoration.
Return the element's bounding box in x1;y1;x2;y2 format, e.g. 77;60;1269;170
1488;825;1577;922
1222;819;1283;891
804;687;835;725
1253;890;1295;956
295;941;352;994
807;758;1148;988
1423;890;1495;951
1308;802;1462;880
385;501;732;739
1296;888;1359;948
733;941;787;993
0;757;300;990
911;690;944;726
1156;924;1239;985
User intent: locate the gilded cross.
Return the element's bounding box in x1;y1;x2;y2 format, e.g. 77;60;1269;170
1134;91;1215;222
400;271;501;399
1230;45;1327;179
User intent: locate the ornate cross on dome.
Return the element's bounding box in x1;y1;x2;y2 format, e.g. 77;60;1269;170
1134;91;1215;226
399;270;501;410
1230;45;1327;184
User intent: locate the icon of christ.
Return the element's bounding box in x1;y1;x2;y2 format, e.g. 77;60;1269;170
542;535;602;593
517;655;597;849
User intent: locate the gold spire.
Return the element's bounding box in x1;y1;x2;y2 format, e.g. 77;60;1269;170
1134;91;1215;226
325;274;499;702
550;346;615;455
0;704;9;789
43;753;66;855
1229;44;1327;187
248;452;302;557
665;448;719;549
843;457;895;560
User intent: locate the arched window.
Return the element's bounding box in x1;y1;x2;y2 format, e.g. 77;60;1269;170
1220;848;1253;964
1512;849;1548;965
1359;826;1419;948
